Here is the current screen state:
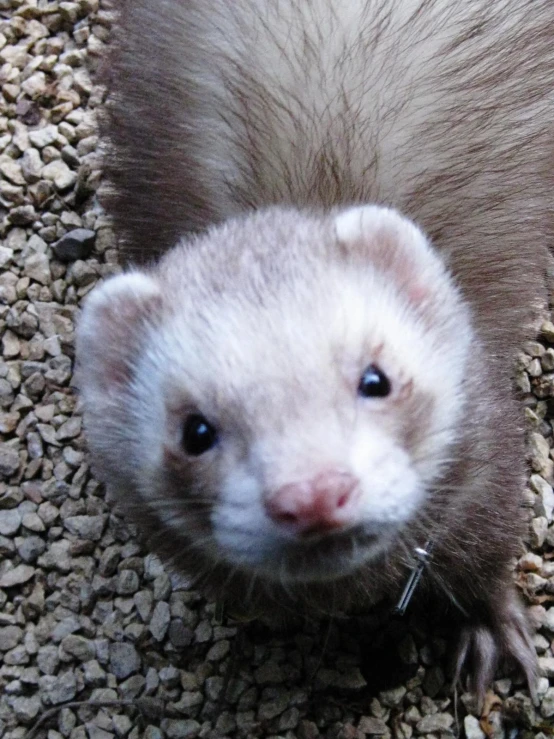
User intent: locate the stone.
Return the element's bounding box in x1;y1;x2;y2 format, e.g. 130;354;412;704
416;713;454;733
83;659;106;686
358;716;389;735
112;714;132;737
257;688;291;720
63;515;106;540
255;662;284;684
40;671;78;704
0;564;35;587
16;535;46;562
109;642;141;679
207;639;230;661
463;716;486;739
53;228;96;262
24;253;51;285
149;601;170;641
0;446;20;479
117;569;140;595
86;726;114;739
42;159;77;191
51;616;81;642
21;148;42;182
29;125;58;148
379;686;407;707
164;720;201;739
10;694;41;722
0;508;22;535
539;657;554;677
541;687;554;718
56;416;82;440
9;205;36;225
0;625;22;651
37;645;60;674
21;72;47;98
61;634;96;661
0;159;25;185
0;246;13;269
168;619;193;648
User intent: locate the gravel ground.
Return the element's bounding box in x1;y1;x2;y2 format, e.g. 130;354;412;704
1;2;554;739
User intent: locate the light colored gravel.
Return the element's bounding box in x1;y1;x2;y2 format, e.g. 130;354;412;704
0;2;553;739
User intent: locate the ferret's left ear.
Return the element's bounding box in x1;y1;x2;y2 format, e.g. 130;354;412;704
333;205;449;310
76;271;162;396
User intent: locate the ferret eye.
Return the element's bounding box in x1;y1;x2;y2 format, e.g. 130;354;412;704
182;414;218;456
358;364;391;398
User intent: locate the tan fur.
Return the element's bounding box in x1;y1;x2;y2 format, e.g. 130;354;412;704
78;0;554;700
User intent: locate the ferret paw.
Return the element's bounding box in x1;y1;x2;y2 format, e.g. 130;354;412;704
452;597;537;708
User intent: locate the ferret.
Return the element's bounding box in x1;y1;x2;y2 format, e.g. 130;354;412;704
76;0;554;700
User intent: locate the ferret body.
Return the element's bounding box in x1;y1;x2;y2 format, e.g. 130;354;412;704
77;0;554;697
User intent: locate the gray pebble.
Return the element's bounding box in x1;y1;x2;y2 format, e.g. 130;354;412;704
149;601;171;641
0;534;15;555
164;720;200;739
0;626;22;651
53;229;96;262
379;686;407;708
172;691;203;712
358;717;389;735
61;634;96;662
116;569;140;595
415;713;454;733
463;716;485;739
168;619;193;649
108;641;141;679
56;416;82;441
206;639;230;661
59;707;77;737
51;616;81;642
278;707;300;731
257;688;291;720
29;125;59;149
39;670;77;705
37;644;60;675
86;726;114;739
21;148;42;183
64;514;106;541
142;728;164;739
0;446;20;479
83;659;106;686
9;695;41;723
0;508;22;535
112;714;132;738
24;253;51;285
9;205;36;225
0;564;35;587
118;674;146;699
16;535;46;562
541;687;554;718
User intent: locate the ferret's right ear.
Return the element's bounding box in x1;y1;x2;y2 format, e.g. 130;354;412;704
76;272;162;394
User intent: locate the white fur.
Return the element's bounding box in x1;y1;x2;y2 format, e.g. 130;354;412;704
93;207;473;580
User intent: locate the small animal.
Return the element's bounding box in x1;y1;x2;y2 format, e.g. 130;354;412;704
76;0;554;699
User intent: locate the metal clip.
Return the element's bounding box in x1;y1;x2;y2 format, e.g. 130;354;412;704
393;540;433;616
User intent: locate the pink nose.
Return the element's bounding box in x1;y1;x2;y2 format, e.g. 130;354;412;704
265;470;360;535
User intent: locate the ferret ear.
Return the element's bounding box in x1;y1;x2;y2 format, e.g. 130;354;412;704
76;271;162;394
334;205;446;310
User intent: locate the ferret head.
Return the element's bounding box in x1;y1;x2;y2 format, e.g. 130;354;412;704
77;206;473;584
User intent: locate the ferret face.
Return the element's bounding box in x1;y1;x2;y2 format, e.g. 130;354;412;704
77;206;473;583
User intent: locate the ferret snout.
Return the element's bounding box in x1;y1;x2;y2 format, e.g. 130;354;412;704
264;470;360;536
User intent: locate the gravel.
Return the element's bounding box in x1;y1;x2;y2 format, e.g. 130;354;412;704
0;1;553;739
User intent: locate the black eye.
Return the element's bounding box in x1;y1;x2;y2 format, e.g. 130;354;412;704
358;364;391;398
182;414;218;456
